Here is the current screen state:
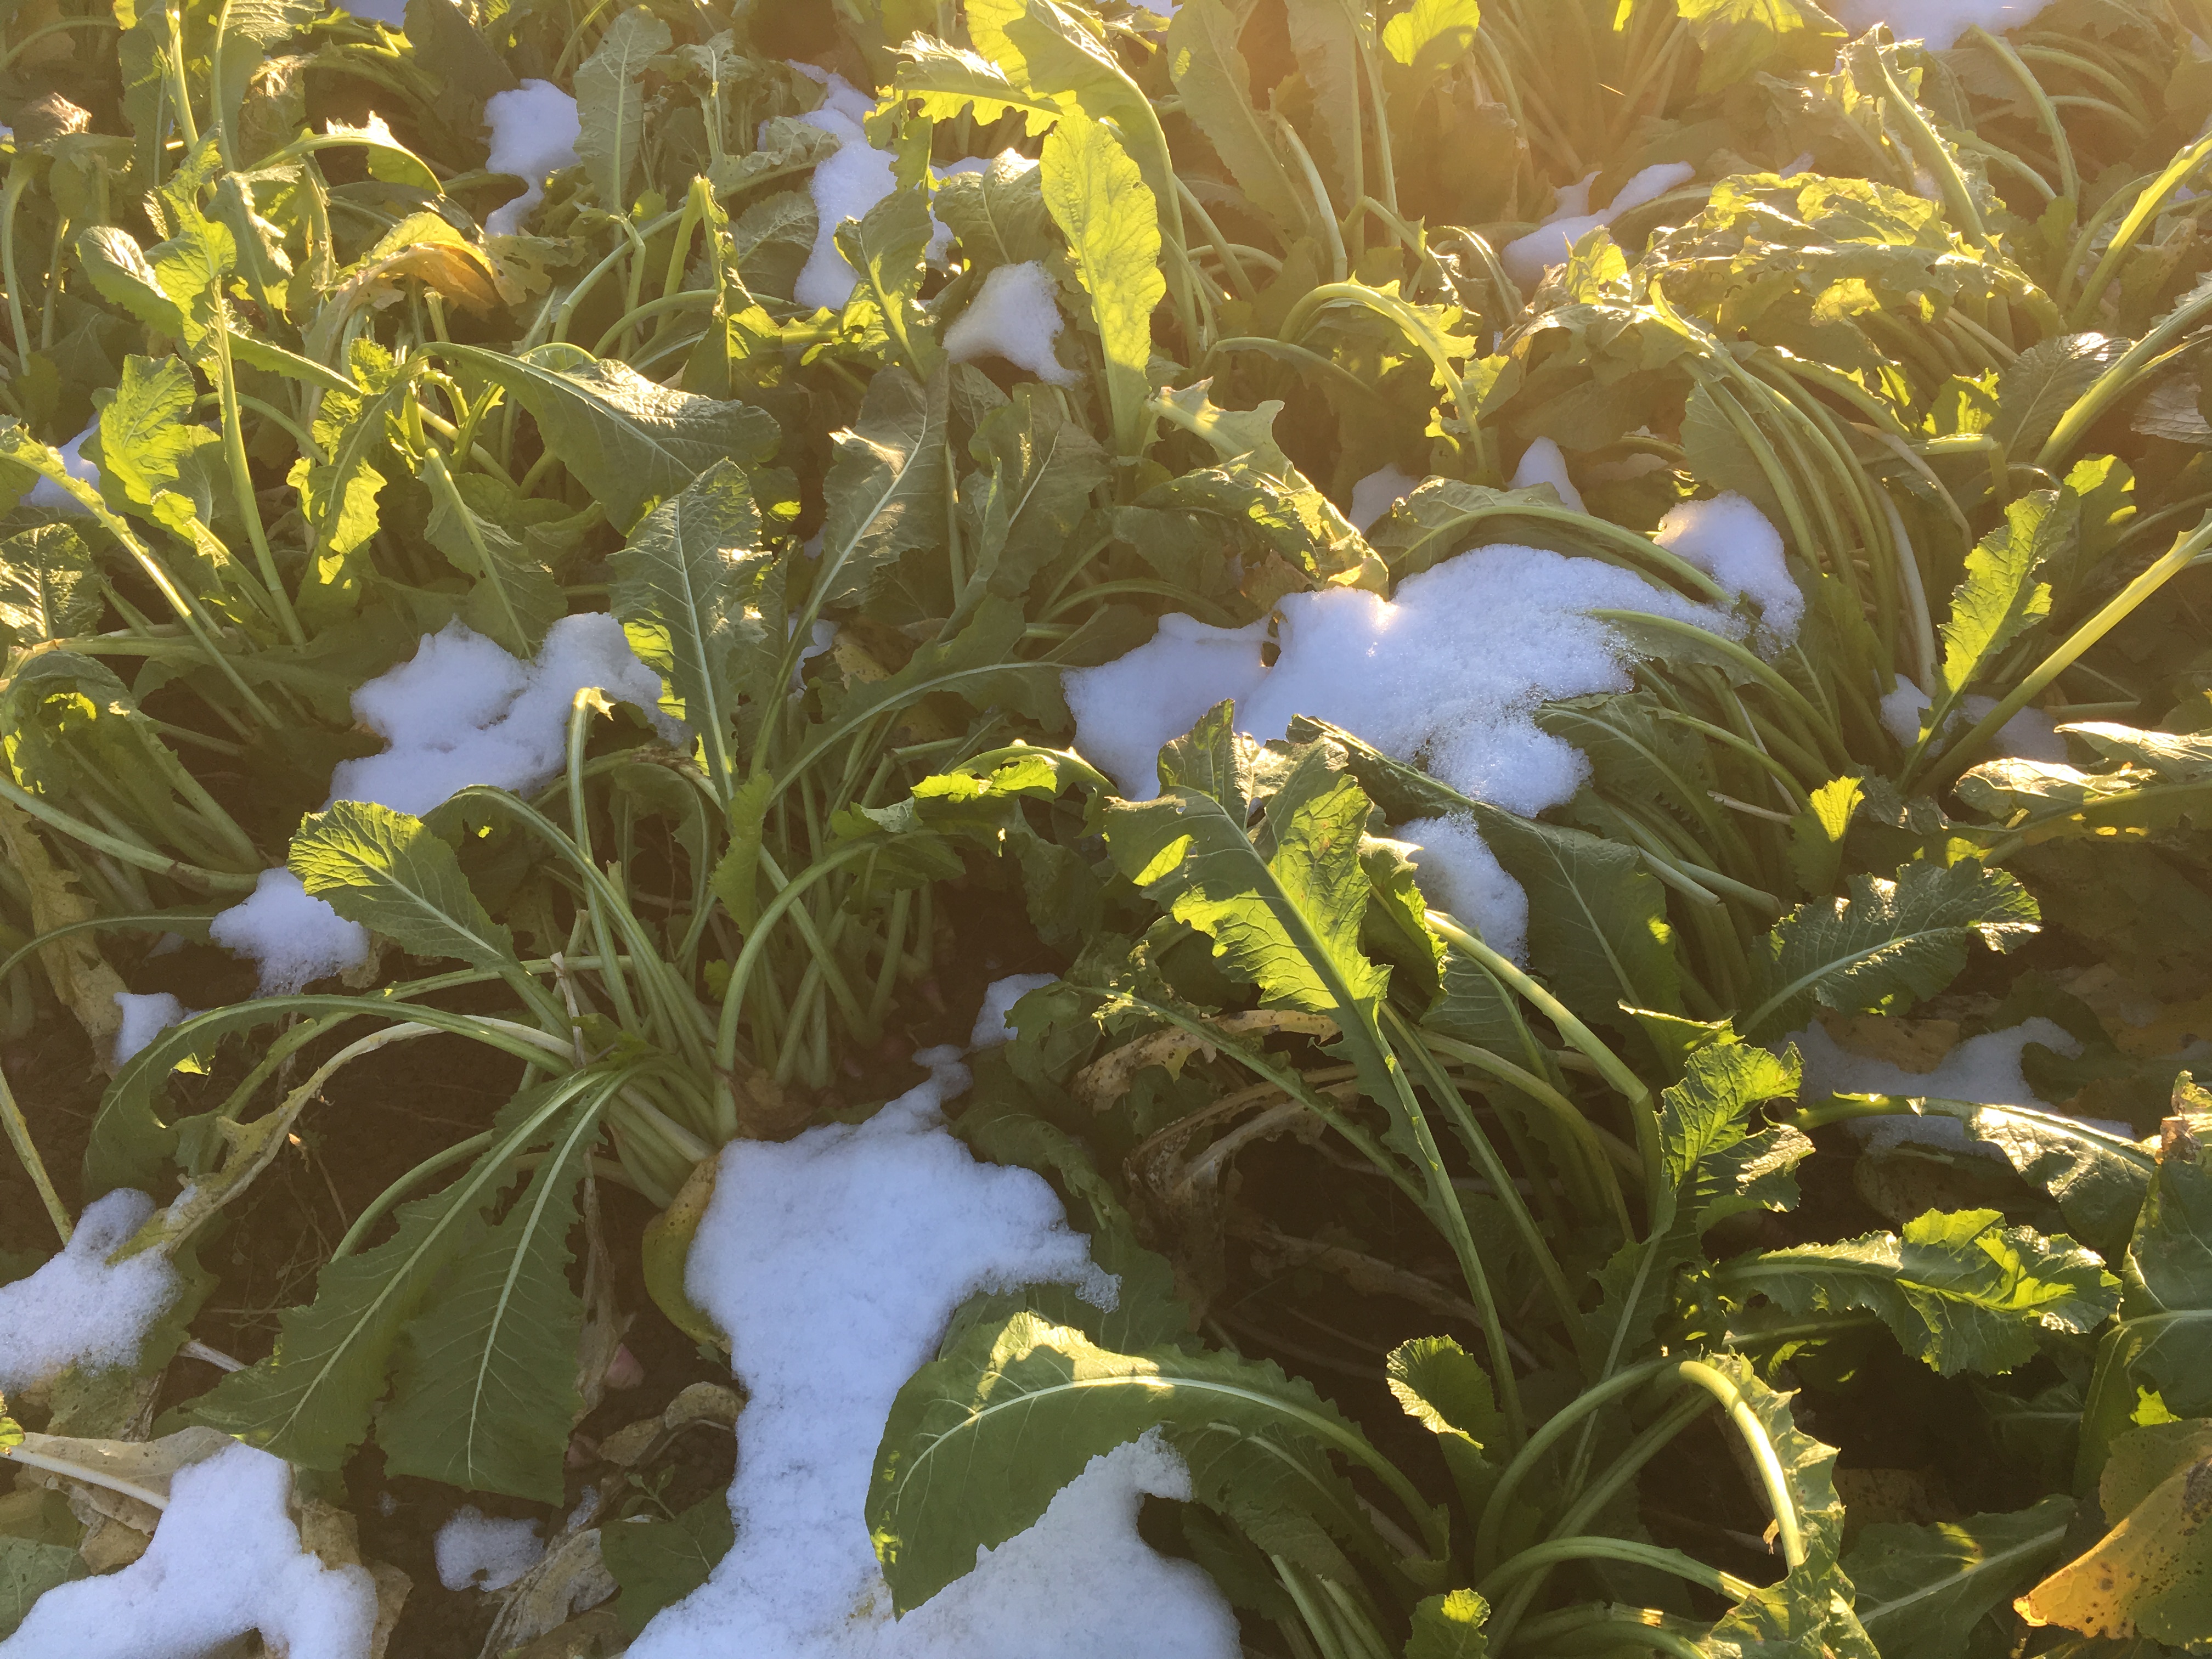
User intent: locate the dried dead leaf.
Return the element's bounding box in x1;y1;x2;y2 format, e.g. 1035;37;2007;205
0;798;127;1069
76;1513;148;1570
478;1526;619;1655
1075;1009;1336;1111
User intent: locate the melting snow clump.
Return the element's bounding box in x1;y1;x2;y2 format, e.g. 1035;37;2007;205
786;65;992;312
970;973;1058;1049
208;869;371;996
1878;675;2067;763
627;1045;1239;1658
1064;614;1268;799
1510;436;1587;514
0;1441;379;1659
435;1508;546;1591
1653;492;1803;639
1348;464;1419;531
1065;543;1779;956
483;80;581;236
24;419;97;514
1831;1;2053;50
1503;162;1695;287
0;1189;178;1395
112;991;192;1068
790;67;896;313
329;614;681;818
942;261;1075;383
1069;544;1754;813
1788;1017;2131;1155
1396;817;1531;966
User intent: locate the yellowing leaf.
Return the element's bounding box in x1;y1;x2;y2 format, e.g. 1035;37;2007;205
1381;0;1481;71
2018;1420;2212;1650
0;799;126;1070
1041;107;1163;459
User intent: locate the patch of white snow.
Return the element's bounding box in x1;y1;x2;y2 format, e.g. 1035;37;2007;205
1788;1017;2122;1155
0;1189;179;1393
1878;675;2067;761
208;869;371;996
1509;436;1586;514
335;0;407;24
328;615;680;819
0;1441;379;1659
1502;162;1696;288
941;261;1075;384
113;991;192;1069
1348;465;1419;532
24;420;97;515
1062;614;1270;803
1397;816;1531;964
1652;492;1803;639
483;80;580;236
970;973;1058;1049
435;1508;545;1592
789;69;896;313
627;1047;1238;1658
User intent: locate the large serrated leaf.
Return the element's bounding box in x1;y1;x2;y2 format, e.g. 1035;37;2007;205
1938;489;2065;704
1750;861;2040;1038
817;365;950;611
437;344;778;531
956;384;1109;616
1104;747;1391;1090
890;36;1063;134
867;1307;1388;1610
1675;0;1846;94
930;152;1054;269
0;524;99;650
2109;1108;2212;1424
1041;107;1162;458
1844;1494;2073;1659
290;800;518;977
1989;334;2129;462
377;1075;613;1500
2020;1420;2212;1651
292;340;403;627
1720;1207;2119;1375
1297;715;1684;1036
573;8;669;210
89;353;221;522
610;458;772;793
1164;0;1308;233
191;1076;603;1466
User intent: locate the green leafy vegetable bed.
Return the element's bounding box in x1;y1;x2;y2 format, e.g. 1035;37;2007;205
0;0;2210;1654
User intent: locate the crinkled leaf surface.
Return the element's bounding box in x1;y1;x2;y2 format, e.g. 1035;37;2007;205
192;1079;600;1466
1722;1207;2119;1375
1938;490;2064;702
1041;106;1162;458
817;365;950;611
290;800;518;977
438;345;778;531
868;1308;1386;1610
610;458;771;789
1754;861;2041;1037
